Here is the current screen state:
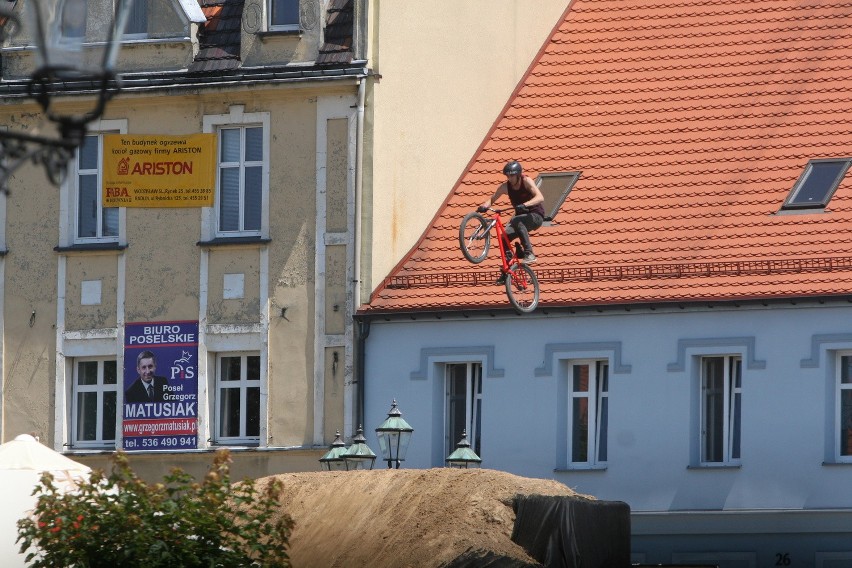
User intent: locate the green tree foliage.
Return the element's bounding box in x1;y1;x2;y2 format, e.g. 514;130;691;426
16;450;293;567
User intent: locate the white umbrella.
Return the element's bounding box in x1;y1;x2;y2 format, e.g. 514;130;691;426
0;435;91;567
0;434;91;473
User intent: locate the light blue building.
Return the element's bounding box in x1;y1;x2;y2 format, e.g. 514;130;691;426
357;1;852;566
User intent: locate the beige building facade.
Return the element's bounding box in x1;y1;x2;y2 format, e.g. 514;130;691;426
0;0;566;479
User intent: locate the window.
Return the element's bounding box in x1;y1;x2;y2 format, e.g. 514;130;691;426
123;1;147;37
70;359;118;448
446;363;482;458
217;126;264;236
269;0;300;30
568;360;608;466
837;355;852;460
535;172;580;222
203;108;269;240
782;158;851;210
701;356;742;464
74;133;119;243
214;353;261;444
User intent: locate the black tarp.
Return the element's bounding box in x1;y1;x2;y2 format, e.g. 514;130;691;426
510;495;631;568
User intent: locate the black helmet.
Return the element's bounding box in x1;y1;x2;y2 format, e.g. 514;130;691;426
502;161;522;176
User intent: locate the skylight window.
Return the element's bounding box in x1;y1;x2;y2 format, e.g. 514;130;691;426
536;172;580;222
782;158;852;210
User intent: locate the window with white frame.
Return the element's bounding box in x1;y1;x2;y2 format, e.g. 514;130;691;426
568;360;608;466
701;355;742;464
217;126;264;236
72;132;120;243
70;359;118;449
837;355;852;460
214;353;261;444
446;363;482;458
269;0;300;30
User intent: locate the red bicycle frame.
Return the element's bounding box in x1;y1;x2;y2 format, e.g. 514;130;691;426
491;212;516;274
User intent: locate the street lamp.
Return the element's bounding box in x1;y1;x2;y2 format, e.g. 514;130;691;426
340;425;376;471
375;399;414;469
318;430;347;471
445;430;482;469
0;0;134;187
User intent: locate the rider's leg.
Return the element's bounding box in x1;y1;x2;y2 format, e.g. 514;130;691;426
509;216;534;259
509;213;543;262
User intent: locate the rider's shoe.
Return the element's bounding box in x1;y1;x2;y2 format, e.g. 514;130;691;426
523;252;537;264
495;272;507;285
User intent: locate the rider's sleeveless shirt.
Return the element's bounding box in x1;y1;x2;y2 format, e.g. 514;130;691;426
508;176;546;217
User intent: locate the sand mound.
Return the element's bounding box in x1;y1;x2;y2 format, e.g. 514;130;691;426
265;468;588;568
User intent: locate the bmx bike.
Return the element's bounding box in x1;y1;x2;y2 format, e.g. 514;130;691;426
459;207;540;314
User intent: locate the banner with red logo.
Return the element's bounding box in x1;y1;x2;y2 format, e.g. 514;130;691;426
102;134;216;207
122;321;199;451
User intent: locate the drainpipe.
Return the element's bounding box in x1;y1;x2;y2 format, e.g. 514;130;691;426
353;75;366;429
355;316;370;429
354;75;365;306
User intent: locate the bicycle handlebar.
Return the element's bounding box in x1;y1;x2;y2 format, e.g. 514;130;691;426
479;206;514;215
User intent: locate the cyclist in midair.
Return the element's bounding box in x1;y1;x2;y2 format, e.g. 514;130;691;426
478;160;545;269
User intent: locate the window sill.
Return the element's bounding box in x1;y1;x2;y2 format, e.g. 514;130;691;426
197;236;271;248
54;243;127;253
822;461;852;466
554;465;607;472
210;442;261;449
64;445;316;456
774;207;829;216
687;463;742;470
64;446;116;454
257;29;302;40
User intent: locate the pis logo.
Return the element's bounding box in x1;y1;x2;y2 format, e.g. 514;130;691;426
170;351;195;380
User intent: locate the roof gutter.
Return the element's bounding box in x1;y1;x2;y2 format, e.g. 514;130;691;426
0;63;370;100
356;293;852;321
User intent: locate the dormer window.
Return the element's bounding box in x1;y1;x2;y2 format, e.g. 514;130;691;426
270;0;300;31
535;171;580;223
782;158;852;210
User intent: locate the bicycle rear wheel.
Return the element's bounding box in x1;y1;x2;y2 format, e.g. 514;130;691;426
459;212;491;264
505;263;540;313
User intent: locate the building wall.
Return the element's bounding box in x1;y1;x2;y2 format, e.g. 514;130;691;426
0;82;359;478
361;0;569;300
361;302;852;565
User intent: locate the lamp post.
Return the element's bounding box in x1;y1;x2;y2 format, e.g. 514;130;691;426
318;430;347;471
340;425;376;471
0;0;134;187
445;430;482;469
375;399;414;469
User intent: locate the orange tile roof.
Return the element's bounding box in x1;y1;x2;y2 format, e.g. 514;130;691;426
360;0;852;314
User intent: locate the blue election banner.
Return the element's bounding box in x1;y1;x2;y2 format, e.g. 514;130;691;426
123;321;199;451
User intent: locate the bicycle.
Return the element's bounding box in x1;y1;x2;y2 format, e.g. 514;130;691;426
459;207;540;313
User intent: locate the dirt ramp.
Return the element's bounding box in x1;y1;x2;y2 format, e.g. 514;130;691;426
264;468;587;568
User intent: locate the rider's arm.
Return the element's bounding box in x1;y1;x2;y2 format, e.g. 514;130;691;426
480;183;508;209
519;176;545;208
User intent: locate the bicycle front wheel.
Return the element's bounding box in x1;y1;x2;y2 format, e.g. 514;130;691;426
459;212;490;264
505;263;540;313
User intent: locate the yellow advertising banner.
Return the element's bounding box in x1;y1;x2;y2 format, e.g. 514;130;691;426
102;134;216;207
